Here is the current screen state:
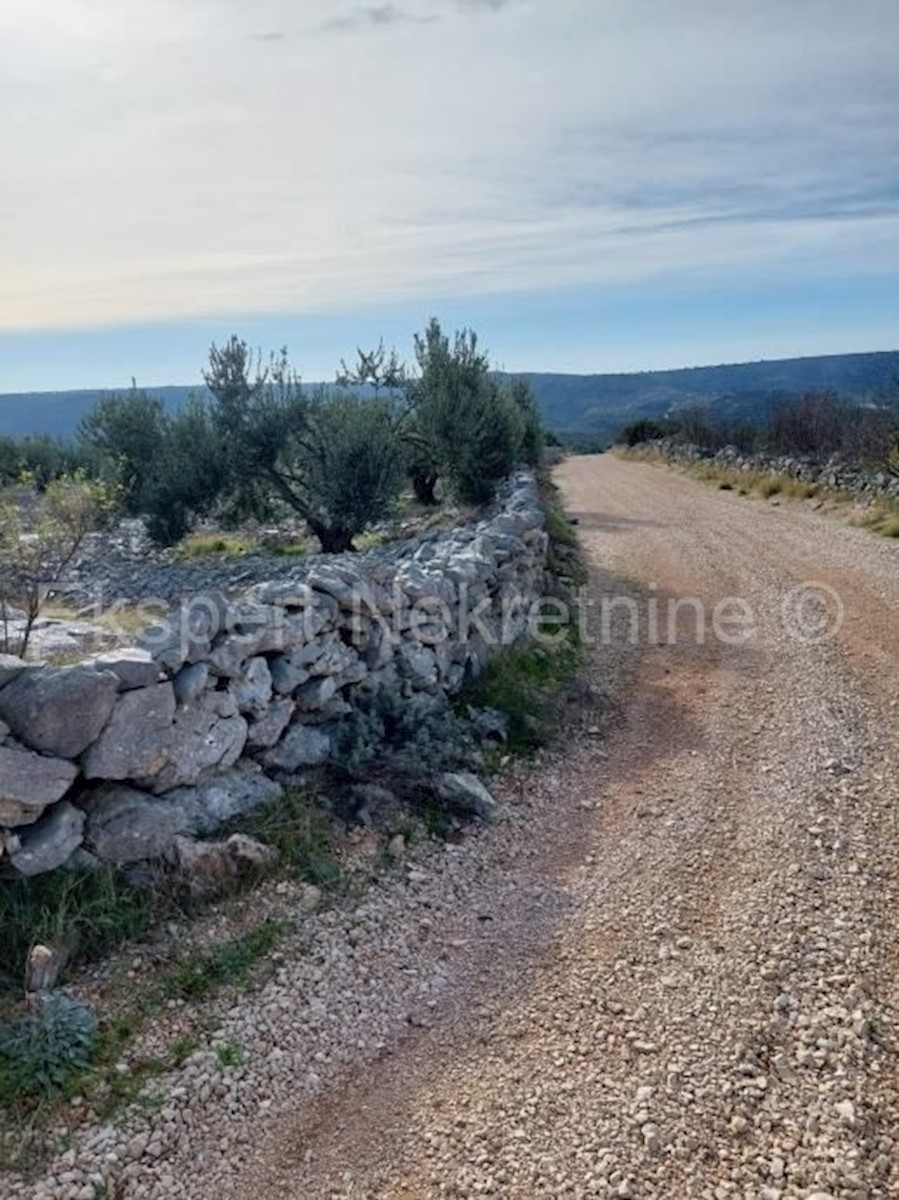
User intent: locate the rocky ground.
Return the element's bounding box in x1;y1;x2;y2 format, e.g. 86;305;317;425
4;454;898;1200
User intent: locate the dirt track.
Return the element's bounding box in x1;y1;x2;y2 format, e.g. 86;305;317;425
215;453;899;1200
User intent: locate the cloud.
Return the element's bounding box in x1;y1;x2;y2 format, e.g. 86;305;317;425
2;0;898;333
320;4;437;33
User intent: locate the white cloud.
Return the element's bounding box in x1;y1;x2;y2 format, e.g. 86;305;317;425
1;0;897;329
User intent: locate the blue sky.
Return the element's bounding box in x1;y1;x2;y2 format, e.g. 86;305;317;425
2;0;898;391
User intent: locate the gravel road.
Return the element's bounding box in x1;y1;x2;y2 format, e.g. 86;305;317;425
12;454;898;1200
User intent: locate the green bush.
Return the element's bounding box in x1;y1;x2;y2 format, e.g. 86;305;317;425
336;691;479;780
0;994;97;1105
411;319;524;507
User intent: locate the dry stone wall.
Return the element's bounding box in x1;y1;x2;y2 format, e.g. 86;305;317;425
0;475;548;878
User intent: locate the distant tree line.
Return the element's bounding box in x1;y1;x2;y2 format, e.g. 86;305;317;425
0;319;543;551
622;390;899;472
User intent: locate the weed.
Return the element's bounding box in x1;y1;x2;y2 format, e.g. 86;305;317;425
544;507;579;549
755;476;783;499
0;995;97;1107
459;629;581;755
239;790;342;889
170;1034;201;1067
174;532;252;559
159;918;287;1002
215;1041;246;1069
268;539;313;557
0;868;155;997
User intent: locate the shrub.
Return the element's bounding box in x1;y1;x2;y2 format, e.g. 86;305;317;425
0;472;117;655
335;691;479;780
0;994;97;1104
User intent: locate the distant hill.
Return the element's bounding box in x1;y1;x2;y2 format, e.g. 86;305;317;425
1;350;897;445
518;350;899;445
0;386;197;441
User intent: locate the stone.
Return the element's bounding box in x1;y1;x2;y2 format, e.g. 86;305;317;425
0;653;28;687
0;719;8;740
467;705;510;742
309;640;358;678
295;674;339;710
163;764;282;834
0;743;79;827
247;580;316;609
230;656;272;715
0;665;119;759
9;801;85;876
171;833;278;895
436;771;497;821
82;784;190;864
386;833;406;860
269;655;311;695
145;691;248;794
173;662;209;706
82;683;177;781
297;883;323;913
87;648;160;691
260;723;332;771
246;698;295;749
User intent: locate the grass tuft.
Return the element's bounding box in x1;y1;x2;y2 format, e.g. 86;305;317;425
159;918;287;1002
460;630;581;755
0;867;155;999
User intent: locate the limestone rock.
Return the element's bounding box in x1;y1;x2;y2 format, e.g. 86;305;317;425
0;665;119;759
230;655;273;715
172;661;209;706
9;801;86;876
163;764;282;834
82;682;177;780
0;744;79;827
260;723;332;771
246;698;295;749
145;690;248;794
436;771;497;821
171;833;278;895
0;653;28;688
86;648;161;691
82;784;190;864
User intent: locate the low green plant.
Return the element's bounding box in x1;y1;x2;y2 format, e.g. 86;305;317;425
0;868;155;997
215;1041;246;1069
544;506;579;548
460;629;581;754
0;995;98;1105
239;789;342;888
159;918;286;1002
336;691;479;780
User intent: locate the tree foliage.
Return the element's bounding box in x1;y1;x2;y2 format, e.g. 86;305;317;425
0;473;117;655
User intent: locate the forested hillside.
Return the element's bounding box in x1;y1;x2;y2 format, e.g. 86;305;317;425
1;349;897;444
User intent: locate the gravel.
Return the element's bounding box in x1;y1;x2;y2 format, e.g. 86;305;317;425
4;454;897;1200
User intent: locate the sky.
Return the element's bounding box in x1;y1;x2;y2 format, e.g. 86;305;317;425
1;0;898;391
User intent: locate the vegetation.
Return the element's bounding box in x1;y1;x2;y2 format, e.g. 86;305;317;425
0;472;117;655
0;994;97;1107
623;390;899;470
158;919;286;1002
45;319;542;551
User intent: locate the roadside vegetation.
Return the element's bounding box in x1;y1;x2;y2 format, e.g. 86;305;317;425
621;389;899;468
621;391;899;537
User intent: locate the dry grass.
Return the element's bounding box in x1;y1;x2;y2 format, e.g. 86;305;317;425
621;448;899;539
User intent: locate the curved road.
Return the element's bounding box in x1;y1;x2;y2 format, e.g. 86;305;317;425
212;455;899;1199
